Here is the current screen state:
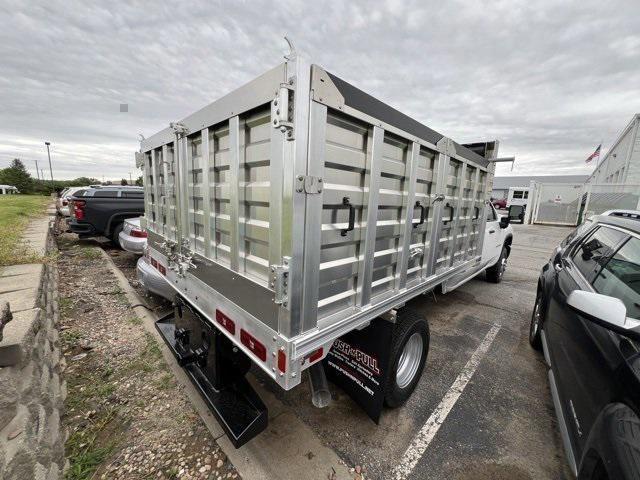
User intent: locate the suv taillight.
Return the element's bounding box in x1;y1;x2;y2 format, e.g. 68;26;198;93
73;200;86;220
131;229;148;238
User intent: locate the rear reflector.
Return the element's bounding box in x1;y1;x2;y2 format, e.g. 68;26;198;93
216;310;236;335
309;348;323;363
151;258;158;268
240;329;266;362
158;264;166;275
131;229;148;238
277;350;286;373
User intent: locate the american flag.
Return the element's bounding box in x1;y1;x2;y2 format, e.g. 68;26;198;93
585;144;601;163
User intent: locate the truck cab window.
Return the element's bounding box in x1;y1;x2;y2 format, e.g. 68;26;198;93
593;237;640;319
572;226;627;282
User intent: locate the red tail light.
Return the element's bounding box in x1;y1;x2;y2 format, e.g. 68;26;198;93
309;347;324;363
73;200;86;220
158;264;166;275
240;329;266;361
131;229;148;238
277;350;286;373
151;258;158;268
216;310;236;335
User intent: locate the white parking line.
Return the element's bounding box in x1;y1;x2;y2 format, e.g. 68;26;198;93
392;324;501;480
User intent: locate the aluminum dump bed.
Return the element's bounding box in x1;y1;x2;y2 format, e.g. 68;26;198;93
138;50;496;392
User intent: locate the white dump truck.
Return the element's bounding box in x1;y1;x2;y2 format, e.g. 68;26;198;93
137;46;514;447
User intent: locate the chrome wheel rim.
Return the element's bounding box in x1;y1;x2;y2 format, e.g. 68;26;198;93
396;332;423;389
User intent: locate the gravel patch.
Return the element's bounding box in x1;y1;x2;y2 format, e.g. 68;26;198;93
57;231;240;480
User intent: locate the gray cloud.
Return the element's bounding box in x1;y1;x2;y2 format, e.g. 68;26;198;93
1;0;639;179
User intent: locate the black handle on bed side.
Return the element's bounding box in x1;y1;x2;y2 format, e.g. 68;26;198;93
444;203;454;224
414;201;426;228
341;197;356;236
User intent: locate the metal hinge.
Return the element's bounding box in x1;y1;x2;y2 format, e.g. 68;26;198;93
270;259;290;306
273;81;295;140
295;175;323;194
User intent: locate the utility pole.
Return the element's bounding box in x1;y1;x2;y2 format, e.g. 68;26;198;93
40;169;44;181
44;142;54;181
34;160;40;181
129;172;132;185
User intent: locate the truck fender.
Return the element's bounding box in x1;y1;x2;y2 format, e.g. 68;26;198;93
106;212;141;237
578;403;640;480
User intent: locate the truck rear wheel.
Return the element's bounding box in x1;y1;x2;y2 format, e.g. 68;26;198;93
384;308;429;408
111;222;124;248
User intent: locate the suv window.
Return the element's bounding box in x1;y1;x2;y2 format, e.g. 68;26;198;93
122;191;143;198
593;237;640;319
572;226;627;282
561;220;594;248
93;190;119;198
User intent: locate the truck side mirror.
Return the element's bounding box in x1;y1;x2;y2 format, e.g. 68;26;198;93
567;290;640;341
499;216;510;229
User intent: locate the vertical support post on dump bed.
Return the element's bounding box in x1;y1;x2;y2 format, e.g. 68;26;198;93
356;126;384;308
161;144;169;238
301;101;327;331
229;116;241;272
462;167;481;260
396;142;420;291
179;135;190;252
448;161;467;266
151;149;163;233
200;128;212;259
280;53;311;337
424;152;450;278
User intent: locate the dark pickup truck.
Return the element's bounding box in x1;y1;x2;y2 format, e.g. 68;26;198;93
68;186;145;246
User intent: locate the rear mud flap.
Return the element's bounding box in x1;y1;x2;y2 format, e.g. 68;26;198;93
323;318;394;423
155;298;268;448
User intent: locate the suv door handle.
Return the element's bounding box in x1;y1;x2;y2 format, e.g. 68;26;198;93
489;229;496;234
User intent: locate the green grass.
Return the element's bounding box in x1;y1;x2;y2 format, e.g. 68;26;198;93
0;195;49;266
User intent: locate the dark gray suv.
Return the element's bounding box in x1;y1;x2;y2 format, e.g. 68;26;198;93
530;213;640;480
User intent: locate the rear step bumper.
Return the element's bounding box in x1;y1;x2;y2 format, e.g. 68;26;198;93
155;304;268;448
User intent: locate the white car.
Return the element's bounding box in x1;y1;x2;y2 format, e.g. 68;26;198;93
118;217;147;253
56;186;90;216
136;254;175;301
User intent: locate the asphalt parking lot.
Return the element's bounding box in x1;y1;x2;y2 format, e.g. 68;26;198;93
258;223;576;480
101;222;577;480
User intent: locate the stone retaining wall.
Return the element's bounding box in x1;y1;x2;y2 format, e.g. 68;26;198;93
0;221;65;479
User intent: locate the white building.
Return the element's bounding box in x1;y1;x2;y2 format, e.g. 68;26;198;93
586;113;640;185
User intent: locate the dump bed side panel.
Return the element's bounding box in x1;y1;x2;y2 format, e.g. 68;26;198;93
302;66;495;333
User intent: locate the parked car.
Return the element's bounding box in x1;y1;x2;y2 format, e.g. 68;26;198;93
529;213;640;479
119;217;147;254
136;252;175;301
68;186;144;247
56;186;92;216
492;197;507;209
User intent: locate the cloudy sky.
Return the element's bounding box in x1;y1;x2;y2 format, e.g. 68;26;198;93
1;0;639;180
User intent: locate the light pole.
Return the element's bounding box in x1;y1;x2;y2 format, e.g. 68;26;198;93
44;142;54;181
129;172;132;185
34;160;40;181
